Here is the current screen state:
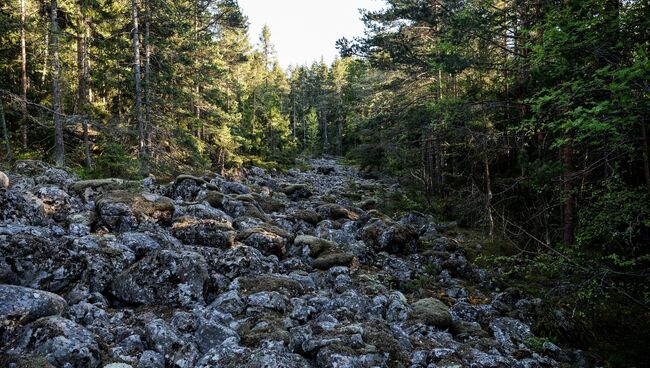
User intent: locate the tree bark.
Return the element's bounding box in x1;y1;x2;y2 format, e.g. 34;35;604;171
50;0;64;167
1;97;12;161
41;32;49;86
561;140;576;245
20;0;28;147
77;0;92;169
144;0;153;157
484;156;494;239
131;0;146;169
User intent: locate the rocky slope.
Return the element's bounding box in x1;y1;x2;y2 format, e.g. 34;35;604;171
0;158;586;368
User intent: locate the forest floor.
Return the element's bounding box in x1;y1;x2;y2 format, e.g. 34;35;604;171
0;158;594;367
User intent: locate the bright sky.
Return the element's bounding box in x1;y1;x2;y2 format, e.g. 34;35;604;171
238;0;385;68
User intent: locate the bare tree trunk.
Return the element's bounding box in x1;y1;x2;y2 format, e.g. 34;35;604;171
193;6;201;124
561;140;576;245
131;0;146;170
144;1;153;157
50;0;64;167
336;92;343;156
484;156;494;239
301;89;306;149
1;97;12;161
20;0;28;148
292;97;296;138
41;33;49;85
77;0;92;169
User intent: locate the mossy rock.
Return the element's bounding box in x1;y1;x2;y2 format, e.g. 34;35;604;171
236;275;306;297
317;203;359;221
70;178;141;193
205;191;225;208
312;252;355;270
0;355;55;368
175;174;207;185
13;160;50;176
236;222;294;243
294;235;337;257
358;198;377;210
238;313;289;347
278;183;312;197
410;298;452;328
290;209;322;225
251;193;286;213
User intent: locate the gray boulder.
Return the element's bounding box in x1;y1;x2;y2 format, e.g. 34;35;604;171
171;216;235;248
110;250;208;306
0;285;67;325
8;316;100;368
0;234;84;293
0;285;67;344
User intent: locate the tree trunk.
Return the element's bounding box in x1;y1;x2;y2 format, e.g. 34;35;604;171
561;140;576;245
1;97;12;161
292;97;296;138
484;156;494;239
20;0;28;148
77;1;92;169
50;0;64;167
144;1;153;157
336;92;343;156
131;0;146;169
41;32;49;86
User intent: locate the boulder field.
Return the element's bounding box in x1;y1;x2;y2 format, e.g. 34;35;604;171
0;159;584;367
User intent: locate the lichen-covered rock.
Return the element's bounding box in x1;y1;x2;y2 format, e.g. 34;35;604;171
288;208;322;226
171;216;235;248
279;183;312;200
211;246;279;279
96;191;175;232
222;195;268;221
0;189;47;224
35;167;78;189
8;316;100;368
312;252;355;270
316;203;359;221
166;176;206;200
410;298;453;328
110;250;208;306
195;316;239;353
362;219;419;254
236;224;293;258
72;235;136;293
179;203;233;223
0;234;84;293
489;317;533;352
69;178;141;194
0;285;67;344
234;274;307;298
119;232;162;258
136;351;164;368
0;158;574;368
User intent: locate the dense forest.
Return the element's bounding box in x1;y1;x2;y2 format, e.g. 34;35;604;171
1;0;649;365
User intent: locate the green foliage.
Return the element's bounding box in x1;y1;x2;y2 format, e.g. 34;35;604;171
78;141;139;179
578;179;650;256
